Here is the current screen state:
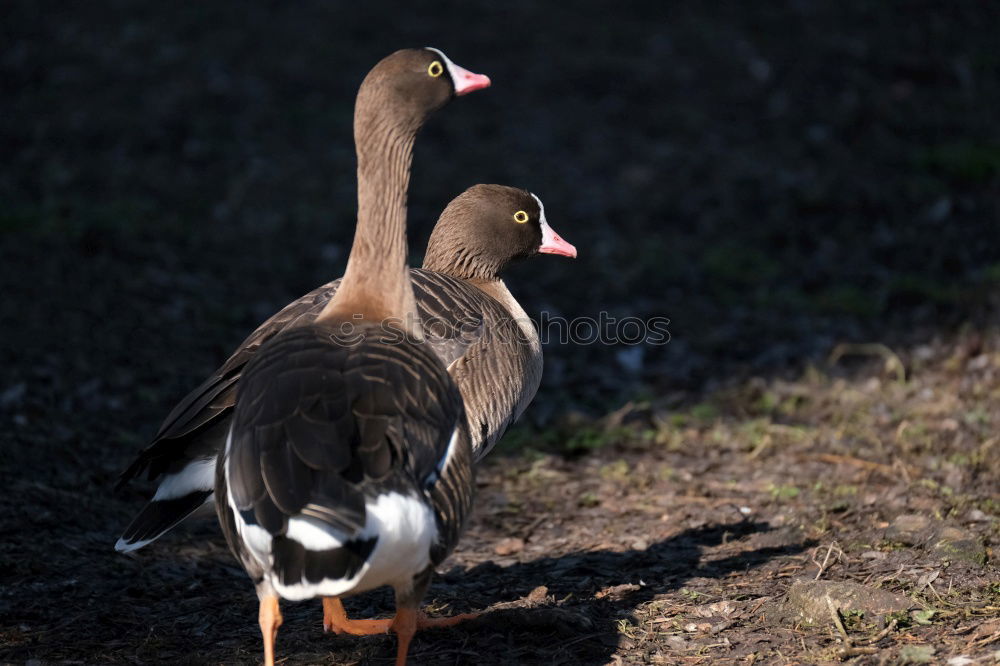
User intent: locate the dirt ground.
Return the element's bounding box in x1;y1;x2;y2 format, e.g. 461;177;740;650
2;1;999;664
3;336;999;664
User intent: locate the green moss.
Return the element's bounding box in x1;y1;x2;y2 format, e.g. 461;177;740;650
689;402;719;421
767;483;800;500
599;459;630;481
916;141;1000;183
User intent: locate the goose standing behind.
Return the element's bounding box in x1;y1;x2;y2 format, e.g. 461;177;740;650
219;48;484;666
116;185;575;552
420;184;576;456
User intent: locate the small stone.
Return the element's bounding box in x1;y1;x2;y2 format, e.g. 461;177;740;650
967;509;988;522
493;537;525;556
933;526;987;565
898;644;935;664
784;579;912;624
886;514;933;545
526;585;548;603
665;635;686;650
632;539;649;551
683;622;711;633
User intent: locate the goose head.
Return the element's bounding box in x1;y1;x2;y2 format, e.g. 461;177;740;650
356;48;491;134
423;184;577;281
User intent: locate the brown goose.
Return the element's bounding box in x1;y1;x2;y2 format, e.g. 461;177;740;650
113;49;492;552
217;48;481;666
115;186;575;552
421;184;577;456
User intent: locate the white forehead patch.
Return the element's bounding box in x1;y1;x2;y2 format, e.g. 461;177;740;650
531;192;557;246
425;47;465;88
530;192;549;226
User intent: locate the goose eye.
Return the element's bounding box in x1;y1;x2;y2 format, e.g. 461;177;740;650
428;61;444;77
513;210;529;224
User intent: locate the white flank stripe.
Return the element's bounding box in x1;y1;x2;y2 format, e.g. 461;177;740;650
272;491;437;601
152;458;216;501
224;426;272;569
286;518;346;551
437;427;460;479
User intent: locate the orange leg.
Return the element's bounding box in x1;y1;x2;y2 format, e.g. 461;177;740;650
390;608;481;666
391;607;418;666
322;597;393;636
258;595;283;666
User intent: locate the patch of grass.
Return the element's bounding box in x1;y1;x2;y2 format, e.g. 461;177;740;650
679;587;705;601
662;402;719;430
840;608;867;632
562;426;629;455
887;274;964;306
689;402;719;422
813;284;881;317
493;425;560;455
702;243;781;285
767;483;800;501
599;459;631;481
886;609;913;629
916;141;1000;184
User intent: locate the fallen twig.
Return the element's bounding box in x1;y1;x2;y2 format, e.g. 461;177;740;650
825;595;851;646
811;541;842;580
838;646;878;658
799;452;907;477
859;618;897;645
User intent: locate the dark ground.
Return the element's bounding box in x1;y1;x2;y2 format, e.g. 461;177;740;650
2;1;999;664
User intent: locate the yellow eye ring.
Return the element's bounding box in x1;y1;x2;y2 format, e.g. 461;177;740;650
513;210;529;224
428;61;444;77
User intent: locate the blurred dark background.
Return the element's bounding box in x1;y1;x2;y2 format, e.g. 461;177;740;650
2;3;1000;663
2;0;999;450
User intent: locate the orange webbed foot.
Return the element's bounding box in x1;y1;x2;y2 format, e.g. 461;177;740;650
322;597;393;636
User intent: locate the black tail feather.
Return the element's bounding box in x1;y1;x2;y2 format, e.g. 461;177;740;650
115;490;213;552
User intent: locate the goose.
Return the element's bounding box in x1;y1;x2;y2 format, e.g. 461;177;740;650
114;48;494;553
217;48;481;666
116;191;575;552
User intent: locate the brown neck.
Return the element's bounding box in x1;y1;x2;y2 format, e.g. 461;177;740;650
422;243;504;282
319;89;422;332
